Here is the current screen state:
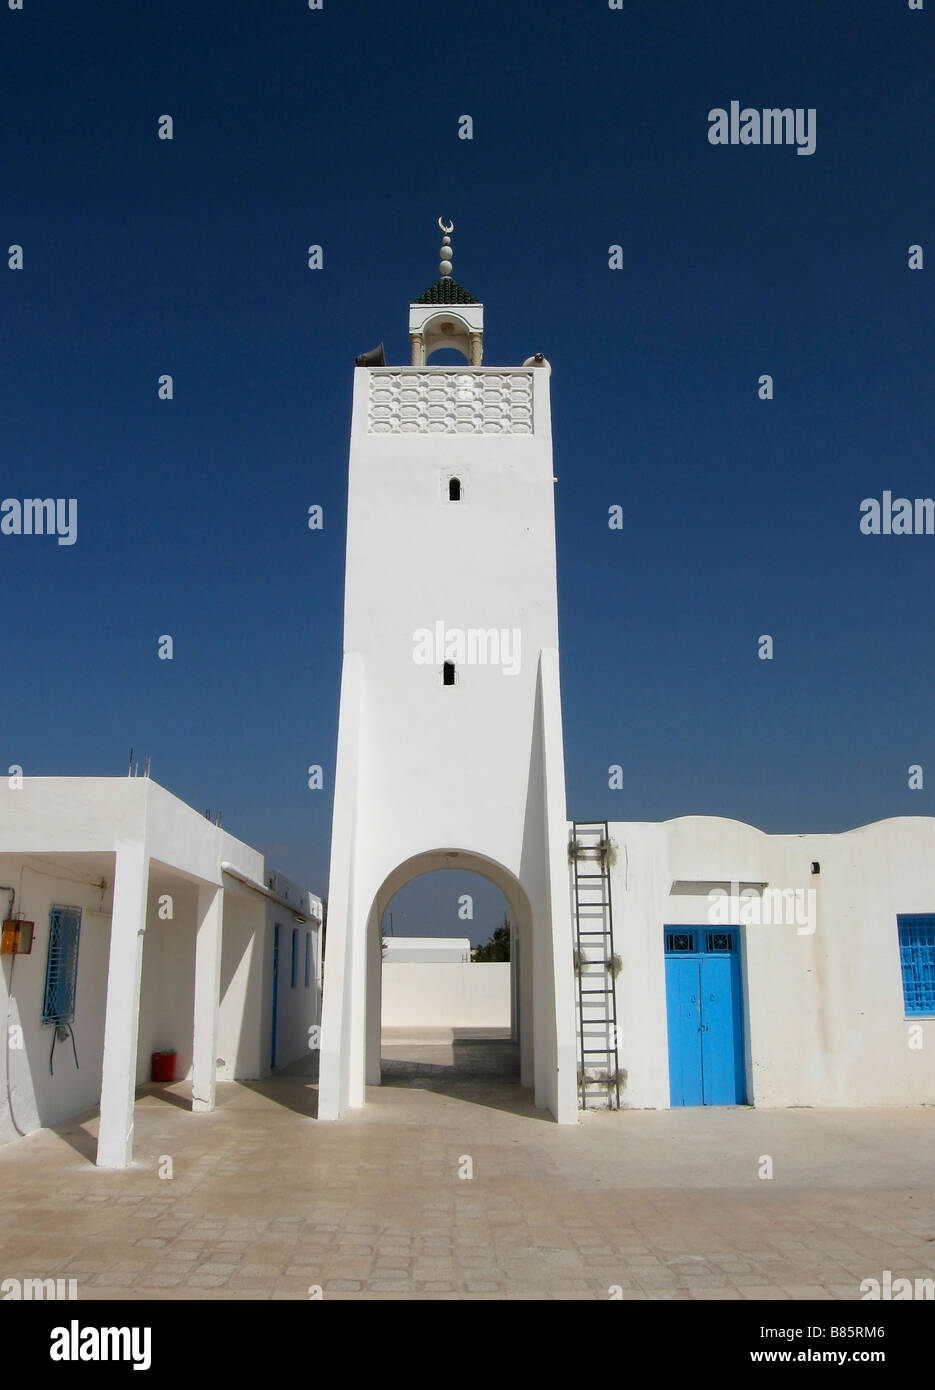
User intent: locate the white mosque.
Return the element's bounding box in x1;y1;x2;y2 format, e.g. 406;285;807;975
1;222;932;1166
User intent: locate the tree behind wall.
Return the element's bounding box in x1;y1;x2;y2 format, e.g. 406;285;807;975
472;918;511;962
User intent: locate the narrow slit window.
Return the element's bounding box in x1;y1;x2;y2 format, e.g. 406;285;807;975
448;477;461;501
443;661;455;686
291;928;298;988
305;931;312;989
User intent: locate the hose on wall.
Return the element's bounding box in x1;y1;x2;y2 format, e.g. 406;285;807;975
1;886;26;1136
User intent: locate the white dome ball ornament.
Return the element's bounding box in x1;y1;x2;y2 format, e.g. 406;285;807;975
438;217;455;277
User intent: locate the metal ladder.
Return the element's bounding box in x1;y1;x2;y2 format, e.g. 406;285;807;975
570;820;621;1109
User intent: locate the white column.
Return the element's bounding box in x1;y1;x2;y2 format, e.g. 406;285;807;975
318;652;363;1121
538;647;580;1123
97;842;149;1168
192;884;224;1113
365;902;382;1085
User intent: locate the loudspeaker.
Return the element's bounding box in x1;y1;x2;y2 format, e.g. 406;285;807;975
355;343;386;367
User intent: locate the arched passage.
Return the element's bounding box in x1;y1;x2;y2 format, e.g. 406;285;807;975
379;869;517;1087
363;849;536;1095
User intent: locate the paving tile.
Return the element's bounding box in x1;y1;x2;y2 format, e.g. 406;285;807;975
2;1068;935;1305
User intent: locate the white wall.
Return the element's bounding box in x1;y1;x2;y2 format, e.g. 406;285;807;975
137;885;197;1084
382;963;510;1029
601;816;935;1110
341;368;561;882
383;937;471;962
0;856;114;1141
320;363;578;1123
216;894;265;1081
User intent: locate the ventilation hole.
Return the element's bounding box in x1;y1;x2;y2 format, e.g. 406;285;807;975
448;477;461;501
443;661;455;686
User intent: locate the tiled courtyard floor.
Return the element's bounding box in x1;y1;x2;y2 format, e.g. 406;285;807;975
1;1042;934;1301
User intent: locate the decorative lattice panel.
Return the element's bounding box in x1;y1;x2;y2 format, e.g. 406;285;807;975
664;929;739;955
368;371;534;434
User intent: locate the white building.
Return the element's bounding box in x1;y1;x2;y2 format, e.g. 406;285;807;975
318;222;935;1121
590;814;935;1111
0;776;321;1166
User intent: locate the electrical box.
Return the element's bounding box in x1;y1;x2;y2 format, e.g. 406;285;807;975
1;919;34;955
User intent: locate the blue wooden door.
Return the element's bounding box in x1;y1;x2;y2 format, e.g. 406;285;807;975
665;929;745;1106
665;956;704;1106
699;953;745;1104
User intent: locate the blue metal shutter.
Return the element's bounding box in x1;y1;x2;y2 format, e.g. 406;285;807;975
42;905;82;1025
898;915;935;1015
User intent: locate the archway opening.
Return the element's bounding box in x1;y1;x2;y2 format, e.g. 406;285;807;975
373;861;529;1094
425;346;469;365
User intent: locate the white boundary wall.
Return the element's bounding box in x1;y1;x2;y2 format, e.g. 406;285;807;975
382;963;510;1029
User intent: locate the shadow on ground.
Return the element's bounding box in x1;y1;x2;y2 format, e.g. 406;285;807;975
381;1037;520;1082
247;1038;541;1121
41;1039;541;1150
375;1038;550;1120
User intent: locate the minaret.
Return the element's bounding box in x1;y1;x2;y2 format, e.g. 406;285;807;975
318;221;577;1123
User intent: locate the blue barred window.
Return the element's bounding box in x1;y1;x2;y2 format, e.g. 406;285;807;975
42;905;82;1025
898;915;935;1016
705;931;737;953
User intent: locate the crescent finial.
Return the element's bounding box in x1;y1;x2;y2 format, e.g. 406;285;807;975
438;217;454;234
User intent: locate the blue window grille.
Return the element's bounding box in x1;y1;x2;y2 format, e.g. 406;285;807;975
664;929;739;956
897;915;935;1016
304;931;311;989
705;931;738;954
291;928;298;988
42;905;82;1025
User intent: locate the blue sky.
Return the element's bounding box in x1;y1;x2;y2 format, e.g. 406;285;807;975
3;1;932;946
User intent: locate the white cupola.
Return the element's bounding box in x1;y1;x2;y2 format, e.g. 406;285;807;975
408;218;484;365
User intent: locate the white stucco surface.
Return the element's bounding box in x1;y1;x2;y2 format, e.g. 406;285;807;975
599;815;935;1110
382;937;471;963
319;355;578;1124
0;778;321;1160
381;963;510;1028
